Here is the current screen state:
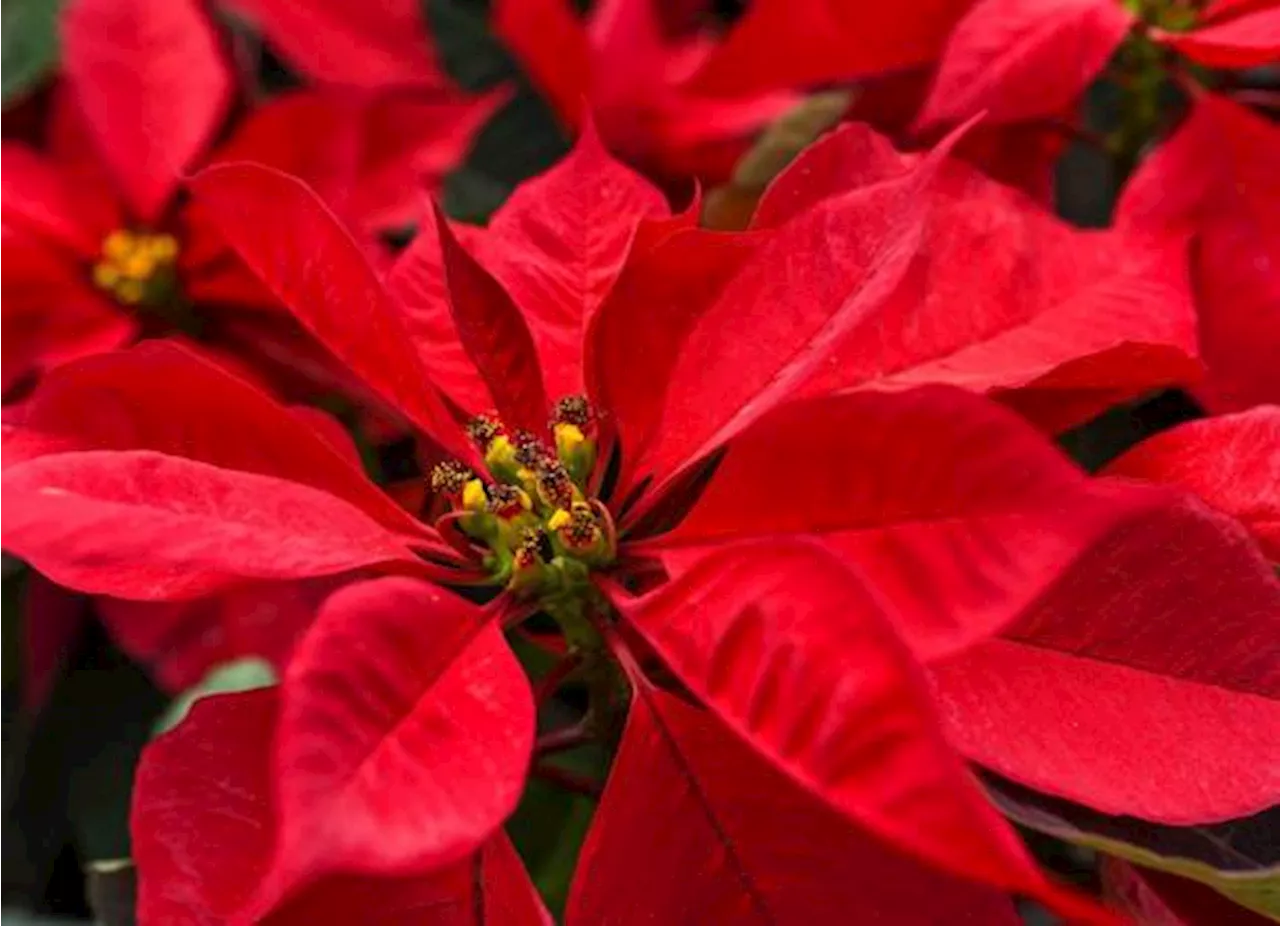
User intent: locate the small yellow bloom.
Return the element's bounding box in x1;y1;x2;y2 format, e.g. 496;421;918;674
461;478;488;512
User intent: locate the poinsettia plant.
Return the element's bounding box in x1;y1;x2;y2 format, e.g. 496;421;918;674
5;114;1279;922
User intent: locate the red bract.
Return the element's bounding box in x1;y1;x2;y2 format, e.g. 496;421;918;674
1118;93;1280;412
914;0;1278;136
492;0;797;182
6;123;1275;920
222;0;454;91
1;0;490;398
3;343;372;701
131;684;548;925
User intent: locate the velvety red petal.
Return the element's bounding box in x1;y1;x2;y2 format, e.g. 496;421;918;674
246;578;533;917
614;543;1110;921
1;450;425;599
225;0;448;90
1118;93;1280;412
188;163;474;462
567;685;1023;925
386;217;495;414
1105;408;1279;560
915;0;1132;132
689;0;973;97
1157;7;1280;68
649;387;1145;662
134;687;543;924
61;0;233;221
1;143;109;256
432;203;551;435
473;120;668;399
931;493;1280;823
493;0;591;130
14;340;425;537
645;129;1197;487
583;226;759;499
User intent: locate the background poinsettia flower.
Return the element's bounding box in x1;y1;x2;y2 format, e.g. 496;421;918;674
1117;93;1280;413
131;683;548;925
1;0;492;399
493;0;798;183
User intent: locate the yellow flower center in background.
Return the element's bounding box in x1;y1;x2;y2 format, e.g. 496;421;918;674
92;230;180;306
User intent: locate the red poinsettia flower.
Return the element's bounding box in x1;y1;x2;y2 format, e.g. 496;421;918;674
1117;92;1279;413
6;120;1275;920
1;0;491;398
492;0;798;183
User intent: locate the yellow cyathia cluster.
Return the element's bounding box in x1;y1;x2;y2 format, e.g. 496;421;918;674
92;229;179;306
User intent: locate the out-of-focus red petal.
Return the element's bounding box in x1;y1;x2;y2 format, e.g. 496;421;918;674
1;143;110;256
61;0;233;222
225;0;449;90
1157;5;1280;68
21;572;88;711
689;0;974;97
1118;93;1280;412
914;0;1132;132
493;0;591;130
567;685;1024;925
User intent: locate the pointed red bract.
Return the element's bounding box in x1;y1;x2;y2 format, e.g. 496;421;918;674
567;685;1023;925
1;450;425;598
246;578;534;917
188;163;473;461
1;143;111;257
473;122;669;399
61;0;233;221
433;203;551;435
1101;858;1273;925
1119;94;1280;412
639;126;1196;486
9;341;423;535
132;687;547;925
915;0;1132;133
614;544;1103;919
1105;408;1279;560
931;494;1280;823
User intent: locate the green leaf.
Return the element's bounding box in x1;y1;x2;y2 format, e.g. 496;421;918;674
423;0;517;91
3;0;63;106
987;774;1280;920
152;657;278;736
